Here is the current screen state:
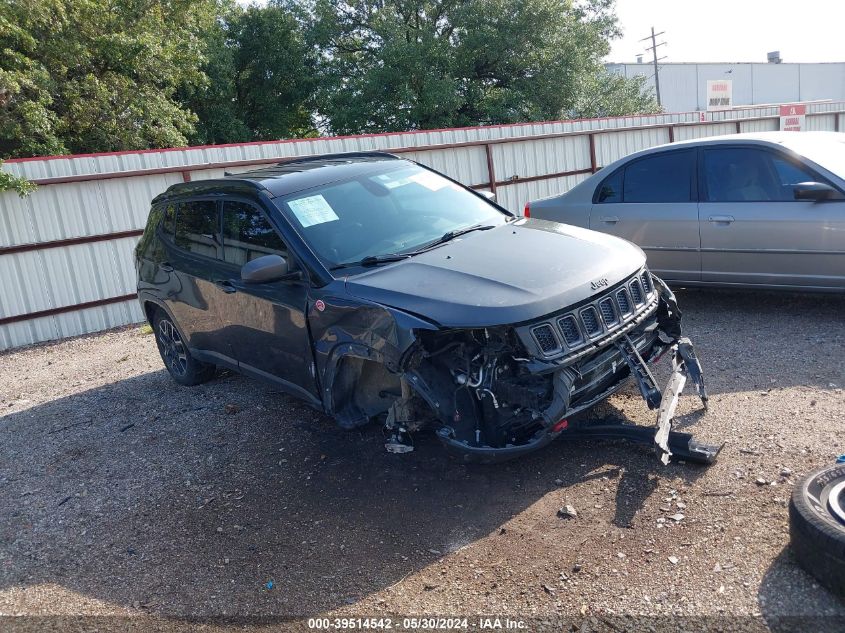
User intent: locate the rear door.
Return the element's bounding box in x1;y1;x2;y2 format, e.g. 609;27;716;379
589;149;701;283
161;199;235;363
699;145;845;289
217;199;318;401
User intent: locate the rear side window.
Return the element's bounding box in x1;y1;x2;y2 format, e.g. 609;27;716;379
160;203;176;239
595;169;623;203
174;201;221;258
623;151;695;203
222;201;287;266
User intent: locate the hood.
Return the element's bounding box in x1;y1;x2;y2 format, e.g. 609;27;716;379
344;219;646;328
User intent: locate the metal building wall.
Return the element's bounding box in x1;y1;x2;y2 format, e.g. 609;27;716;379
2;103;844;350
608;62;845;112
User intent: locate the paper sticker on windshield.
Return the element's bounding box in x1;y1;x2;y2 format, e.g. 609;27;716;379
288;194;339;228
409;171;449;191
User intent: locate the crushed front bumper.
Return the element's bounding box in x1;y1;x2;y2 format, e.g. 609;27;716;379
436;275;720;465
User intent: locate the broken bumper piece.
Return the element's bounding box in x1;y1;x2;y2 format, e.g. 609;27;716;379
422;274;719;465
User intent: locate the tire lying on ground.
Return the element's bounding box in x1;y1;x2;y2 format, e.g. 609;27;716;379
789;463;845;597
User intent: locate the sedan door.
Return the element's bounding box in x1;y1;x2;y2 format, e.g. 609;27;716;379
699;146;845;290
589;149;701;283
216;199;318;402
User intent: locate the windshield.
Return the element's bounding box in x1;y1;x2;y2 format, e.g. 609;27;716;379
783;134;845;178
275;162;509;269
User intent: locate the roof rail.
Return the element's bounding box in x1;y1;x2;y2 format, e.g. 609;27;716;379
274;151;400;166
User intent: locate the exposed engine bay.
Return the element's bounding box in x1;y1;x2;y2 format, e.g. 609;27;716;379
380;270;715;464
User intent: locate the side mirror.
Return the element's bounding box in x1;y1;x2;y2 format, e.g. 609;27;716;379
478;190;497;203
793;181;845;201
240;254;289;283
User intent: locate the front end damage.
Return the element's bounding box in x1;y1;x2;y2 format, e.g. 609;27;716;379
385;269;719;464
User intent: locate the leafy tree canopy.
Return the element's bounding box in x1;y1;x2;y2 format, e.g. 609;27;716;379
304;0;657;134
0;0;216;157
183;2;317;145
0;0;657;160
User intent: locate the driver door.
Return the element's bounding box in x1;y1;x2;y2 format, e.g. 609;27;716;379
699;146;845;289
217;199;318;401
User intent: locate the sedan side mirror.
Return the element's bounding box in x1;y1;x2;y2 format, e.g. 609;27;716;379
241;254;289;283
478;190;497;203
793;181;845;201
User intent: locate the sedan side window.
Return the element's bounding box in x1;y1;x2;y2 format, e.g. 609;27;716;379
703;148;806;202
222;201;288;266
174;201;221;258
622;151;694;203
595;169;623;203
770;156;822;193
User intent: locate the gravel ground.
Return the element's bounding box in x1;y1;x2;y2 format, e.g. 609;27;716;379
1;289;844;632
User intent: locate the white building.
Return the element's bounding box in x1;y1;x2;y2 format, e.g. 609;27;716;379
606;61;845;112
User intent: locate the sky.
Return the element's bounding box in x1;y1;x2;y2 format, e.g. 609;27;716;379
606;0;845;64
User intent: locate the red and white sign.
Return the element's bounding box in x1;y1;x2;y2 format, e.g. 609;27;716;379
706;80;733;111
779;104;806;132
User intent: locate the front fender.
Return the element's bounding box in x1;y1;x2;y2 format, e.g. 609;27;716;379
309;295;438;415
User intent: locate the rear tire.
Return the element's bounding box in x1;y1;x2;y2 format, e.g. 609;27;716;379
789;464;845;598
152;309;216;386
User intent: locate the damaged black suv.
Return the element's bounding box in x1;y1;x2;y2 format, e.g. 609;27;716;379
136;152;716;464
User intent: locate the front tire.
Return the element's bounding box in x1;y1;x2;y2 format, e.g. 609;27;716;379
152;310;216;386
789;464;845;598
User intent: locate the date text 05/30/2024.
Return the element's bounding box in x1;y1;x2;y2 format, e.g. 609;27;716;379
307;617;527;630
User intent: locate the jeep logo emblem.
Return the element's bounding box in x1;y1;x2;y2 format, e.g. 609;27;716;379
590;278;609;291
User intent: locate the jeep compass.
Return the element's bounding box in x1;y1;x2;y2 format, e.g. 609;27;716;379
136;152;713;463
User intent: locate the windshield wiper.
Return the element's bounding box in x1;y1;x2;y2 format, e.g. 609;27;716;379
330;224;496;271
411;223;496;253
330;253;411;271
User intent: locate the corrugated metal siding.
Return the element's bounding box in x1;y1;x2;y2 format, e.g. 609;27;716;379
739;118;779;133
498;173;591;212
2;104;844;350
608;62;845;112
493;135;591;180
805;114;837;131
594;127;670;167
674;122;737;141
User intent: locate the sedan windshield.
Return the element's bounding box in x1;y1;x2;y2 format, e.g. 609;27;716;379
275;162;509;270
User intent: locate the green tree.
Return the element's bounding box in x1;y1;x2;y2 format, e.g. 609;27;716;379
0;0;217;158
183;2;317;145
572;69;660;118
179;0;250;145
0;160;36;196
306;0;654;134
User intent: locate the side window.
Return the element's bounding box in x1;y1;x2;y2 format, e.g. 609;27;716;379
770;155;820;191
703;148;790;202
174;200;221;258
160;203;176;240
623;151;694;203
222;200;288;266
595;169;623;203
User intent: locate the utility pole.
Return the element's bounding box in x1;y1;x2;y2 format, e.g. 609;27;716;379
641;27;667;108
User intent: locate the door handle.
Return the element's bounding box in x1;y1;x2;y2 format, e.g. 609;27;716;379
708;215;735;224
159;262;174;272
214;279;237;294
600;216;620;224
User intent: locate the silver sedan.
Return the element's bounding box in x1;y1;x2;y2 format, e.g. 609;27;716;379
526;132;845;292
